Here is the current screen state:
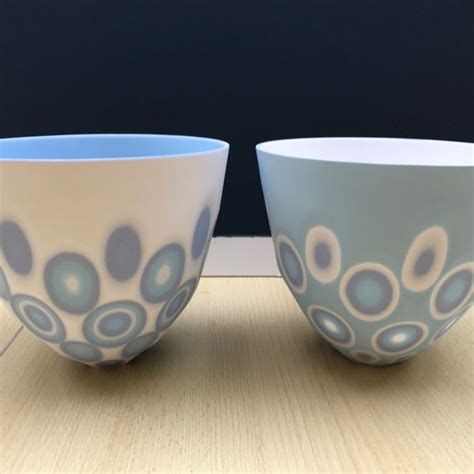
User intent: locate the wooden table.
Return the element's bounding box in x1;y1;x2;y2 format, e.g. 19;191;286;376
1;278;472;473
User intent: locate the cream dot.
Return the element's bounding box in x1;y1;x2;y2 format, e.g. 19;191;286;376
323;320;338;333
65;275;80;293
155;265;171;285
392;333;408;344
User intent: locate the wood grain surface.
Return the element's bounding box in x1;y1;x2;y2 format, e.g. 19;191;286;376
0;278;472;473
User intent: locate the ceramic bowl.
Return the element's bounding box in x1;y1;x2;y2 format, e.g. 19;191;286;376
257;137;473;365
0;134;228;367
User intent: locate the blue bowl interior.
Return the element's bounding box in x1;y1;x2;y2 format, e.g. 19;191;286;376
0;134;228;161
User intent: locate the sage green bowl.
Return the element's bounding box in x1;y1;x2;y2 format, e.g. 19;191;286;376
257;138;473;365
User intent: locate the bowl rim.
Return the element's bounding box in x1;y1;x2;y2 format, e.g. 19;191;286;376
0;133;230;162
256;137;473;168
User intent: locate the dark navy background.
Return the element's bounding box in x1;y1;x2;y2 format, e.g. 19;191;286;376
1;1;472;235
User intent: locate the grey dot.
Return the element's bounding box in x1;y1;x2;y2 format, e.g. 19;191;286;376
0;221;33;275
192;208;211;259
106;226;141;281
414;248;435;277
314;243;331;269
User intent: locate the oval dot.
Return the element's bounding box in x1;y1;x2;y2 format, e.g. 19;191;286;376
10;294;66;343
0;267;11;301
140;244;185;303
98;312;131;337
430;262;473;319
276;235;307;294
156;278;197;332
431;304;472;343
314;243;331;269
192;208;211;259
435;270;471;313
305;226;341;284
121;331;159;359
83;300;147;348
25;304;53;331
0;220;33;275
306;305;355;348
350;349;381;365
414;249;435;277
44;253;100;315
105;226;141;281
340;262;400;321
60;341;102;363
372;322;428;356
402;226;448;292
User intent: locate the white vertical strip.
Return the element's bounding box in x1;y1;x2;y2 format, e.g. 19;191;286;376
202;237;280;276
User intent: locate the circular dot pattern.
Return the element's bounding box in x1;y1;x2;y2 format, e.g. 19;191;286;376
11;294;66;343
192;207;211;259
156;278;198;332
340;262;399;321
105;226;141;281
60;341;102;363
305;226;341;283
276;235;307;294
372;322;428;356
430;262;473;319
402;226;448;292
83;300;147;348
121;331;160;359
44;253;100;315
140;244;185;303
306;305;355;348
0;220;33;275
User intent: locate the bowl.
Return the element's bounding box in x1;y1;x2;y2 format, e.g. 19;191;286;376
257;137;473;365
0;134;228;367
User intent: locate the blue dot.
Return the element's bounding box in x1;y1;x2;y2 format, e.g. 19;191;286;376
98;312;131;337
346;270;393;315
280;242;303;288
309;307;353;346
192;208;211;259
156;278;197;332
24;304;53;331
0;267;11;301
435;270;471;314
121;331;159;359
61;341;102;363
